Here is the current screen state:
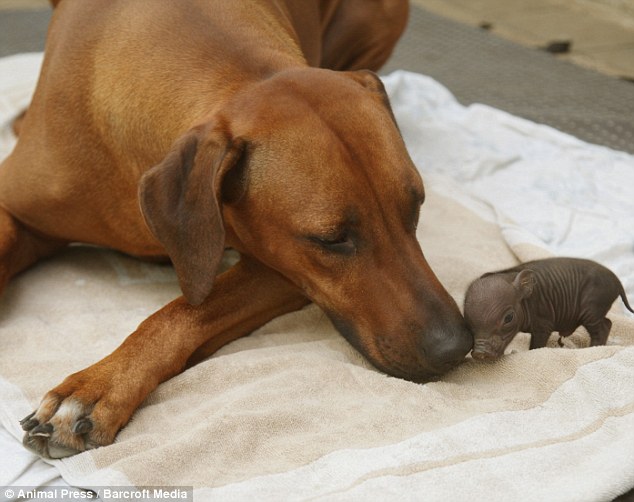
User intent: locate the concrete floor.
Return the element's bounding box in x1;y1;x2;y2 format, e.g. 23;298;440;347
0;2;50;56
411;0;634;80
0;0;48;8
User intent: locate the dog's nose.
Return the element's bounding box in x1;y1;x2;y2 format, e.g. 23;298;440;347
421;324;473;373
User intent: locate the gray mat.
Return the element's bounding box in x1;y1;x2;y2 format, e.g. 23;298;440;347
0;5;633;154
0;9;51;56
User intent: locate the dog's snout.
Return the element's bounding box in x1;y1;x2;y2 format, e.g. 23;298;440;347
420;323;473;373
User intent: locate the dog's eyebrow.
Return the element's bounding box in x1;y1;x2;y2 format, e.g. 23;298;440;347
304;206;359;237
327;208;359;234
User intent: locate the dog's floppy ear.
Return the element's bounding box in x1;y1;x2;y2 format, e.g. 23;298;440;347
139;124;246;306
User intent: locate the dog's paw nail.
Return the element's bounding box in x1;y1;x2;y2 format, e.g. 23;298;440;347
20;414;40;431
29;423;54;437
72;418;93;435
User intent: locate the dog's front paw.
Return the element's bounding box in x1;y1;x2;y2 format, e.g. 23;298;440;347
21;398;100;458
21;367;129;458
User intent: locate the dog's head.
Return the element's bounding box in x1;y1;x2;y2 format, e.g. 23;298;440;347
139;69;472;380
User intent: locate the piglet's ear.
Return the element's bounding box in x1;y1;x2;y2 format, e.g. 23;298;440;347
138;125;246;306
513;269;535;299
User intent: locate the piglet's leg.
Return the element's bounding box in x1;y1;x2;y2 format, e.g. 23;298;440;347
585;318;612;347
557;330;574;347
529;331;551;350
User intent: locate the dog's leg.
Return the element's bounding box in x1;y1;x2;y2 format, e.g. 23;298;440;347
0;207;66;292
21;256;308;458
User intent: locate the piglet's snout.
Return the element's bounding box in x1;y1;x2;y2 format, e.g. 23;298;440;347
471;350;495;361
471;339;496;361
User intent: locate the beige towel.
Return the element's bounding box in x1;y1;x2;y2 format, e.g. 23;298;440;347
1;55;633;501
0;190;631;501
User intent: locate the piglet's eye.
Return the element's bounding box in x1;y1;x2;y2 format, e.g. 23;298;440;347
503;312;515;324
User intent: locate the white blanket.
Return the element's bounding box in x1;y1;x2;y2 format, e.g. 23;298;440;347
1;53;633;502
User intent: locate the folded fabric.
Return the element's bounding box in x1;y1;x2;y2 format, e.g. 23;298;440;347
0;54;633;501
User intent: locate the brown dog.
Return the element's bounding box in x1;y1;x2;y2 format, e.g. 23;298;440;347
2;0;472;458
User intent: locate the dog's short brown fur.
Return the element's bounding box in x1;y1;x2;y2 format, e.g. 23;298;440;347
3;0;472;458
